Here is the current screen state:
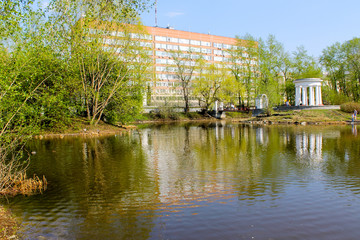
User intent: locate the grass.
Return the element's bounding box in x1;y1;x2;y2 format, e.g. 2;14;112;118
250;109;353;124
0;206;18;240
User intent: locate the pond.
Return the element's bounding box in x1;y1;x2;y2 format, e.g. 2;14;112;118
3;123;360;240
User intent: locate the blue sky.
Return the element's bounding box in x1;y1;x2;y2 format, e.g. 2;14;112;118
140;0;360;58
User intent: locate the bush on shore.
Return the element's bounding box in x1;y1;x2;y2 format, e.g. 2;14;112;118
340;102;360;113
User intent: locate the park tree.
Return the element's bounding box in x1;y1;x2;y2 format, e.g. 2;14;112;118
169;50;199;113
343;38;360;101
193;61;237;111
48;0;153;125
292;45;322;79
320;38;360;103
239;34;259;106
227;38;247;106
258;35;285;106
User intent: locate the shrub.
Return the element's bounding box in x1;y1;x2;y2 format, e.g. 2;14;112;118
340;102;360;113
322;87;350;105
149;107;181;120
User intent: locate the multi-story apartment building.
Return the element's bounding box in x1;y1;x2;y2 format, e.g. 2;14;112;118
90;20;257;108
141;26;255;107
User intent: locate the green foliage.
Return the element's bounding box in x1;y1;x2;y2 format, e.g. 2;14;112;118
320;38;360;102
322;86;350;105
258;35;286;107
104;85;144;125
340;102;360;113
193;62;236;110
149;107;181;120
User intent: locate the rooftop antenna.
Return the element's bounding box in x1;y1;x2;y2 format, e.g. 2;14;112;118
155;0;158;27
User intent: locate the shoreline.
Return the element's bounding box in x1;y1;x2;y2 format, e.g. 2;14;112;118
0;206;18;240
33;118;359;140
30;109;357;139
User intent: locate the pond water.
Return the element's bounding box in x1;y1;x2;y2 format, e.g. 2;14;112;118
3;123;360;240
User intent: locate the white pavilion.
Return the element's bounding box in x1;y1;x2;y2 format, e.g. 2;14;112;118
294;78;323;106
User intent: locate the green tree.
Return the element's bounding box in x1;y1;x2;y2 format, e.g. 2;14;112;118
239;34;259;106
343;38;360;101
49;0;153;125
227;38;247;106
258;35;285;106
193;61;236;111
292;45;322;79
169;50;199;113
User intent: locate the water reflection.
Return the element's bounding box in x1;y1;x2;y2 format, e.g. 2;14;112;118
352;124;357;136
4;124;360;239
296;132;323;160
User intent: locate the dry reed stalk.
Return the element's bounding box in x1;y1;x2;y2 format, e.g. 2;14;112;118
0;173;47;197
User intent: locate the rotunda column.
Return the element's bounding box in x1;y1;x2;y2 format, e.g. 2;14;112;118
302;86;307;105
309;87;313;106
295;86;300;106
315;85;320;105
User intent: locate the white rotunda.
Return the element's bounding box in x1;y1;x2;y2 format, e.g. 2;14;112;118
294;78;323;106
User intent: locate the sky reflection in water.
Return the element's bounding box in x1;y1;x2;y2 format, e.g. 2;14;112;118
4;123;360;240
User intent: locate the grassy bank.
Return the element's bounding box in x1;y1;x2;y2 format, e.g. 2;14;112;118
0;206;18;240
33;109;356;139
135;109;354;125
246;109;353;124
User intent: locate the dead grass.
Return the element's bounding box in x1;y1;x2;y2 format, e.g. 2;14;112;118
0;206;18;240
239;109;352;124
0;173;47;197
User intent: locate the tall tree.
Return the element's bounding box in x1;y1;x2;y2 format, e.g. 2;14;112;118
193;61;236;111
227;38;246;106
49;0;153;125
258;35;285;106
169;50;199;113
239;34;259;106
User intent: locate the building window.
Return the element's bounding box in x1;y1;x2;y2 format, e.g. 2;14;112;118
214;43;223;48
223;44;231;49
179;46;190;52
214;50;223;55
214;56;223;62
201;41;211;47
167;44;179;50
190;40;201;45
201;48;212;54
140;42;152;48
169;37;178;43
155;36;167;42
190;47;201;53
156;59;167;64
179;38;190;44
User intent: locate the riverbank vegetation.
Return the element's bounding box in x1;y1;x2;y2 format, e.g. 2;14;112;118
0;206;18;239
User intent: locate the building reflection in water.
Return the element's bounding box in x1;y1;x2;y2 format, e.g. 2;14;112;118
138;123;284;210
296;132;323;161
255;127;269;145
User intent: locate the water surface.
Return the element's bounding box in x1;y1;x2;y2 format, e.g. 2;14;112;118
4;123;360;240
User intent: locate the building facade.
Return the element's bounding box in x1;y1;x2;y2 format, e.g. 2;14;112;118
92;21;256;108
142;26;253;107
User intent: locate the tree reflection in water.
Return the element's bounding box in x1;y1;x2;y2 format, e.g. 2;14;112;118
4;124;360;239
